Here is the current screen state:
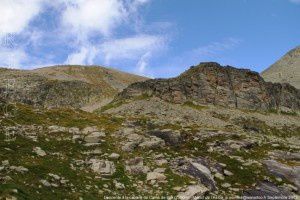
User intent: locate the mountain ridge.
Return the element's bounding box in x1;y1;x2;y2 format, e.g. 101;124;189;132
261;46;300;89
0;65;148;110
117;62;300;111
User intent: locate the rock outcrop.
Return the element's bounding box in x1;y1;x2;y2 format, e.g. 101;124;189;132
117;62;300;111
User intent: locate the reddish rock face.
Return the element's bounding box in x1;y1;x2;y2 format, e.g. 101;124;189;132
118;62;300;111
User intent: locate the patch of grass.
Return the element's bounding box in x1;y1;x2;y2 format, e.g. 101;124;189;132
98;100;125;112
183;101;207;111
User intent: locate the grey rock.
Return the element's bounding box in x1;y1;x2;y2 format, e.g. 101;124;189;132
125;157;150;174
89;159;116;176
264;160;300;192
243;181;294;199
147;129;182;146
146;172;166;182
139;136;165;149
33;147;47;157
177;184;209;200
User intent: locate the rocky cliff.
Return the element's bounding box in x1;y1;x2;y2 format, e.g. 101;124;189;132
118;62;300;111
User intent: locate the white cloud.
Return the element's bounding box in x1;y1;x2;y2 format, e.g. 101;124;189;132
65;46;98;65
0;0;44;36
136;52;152;76
62;0;126;38
100;34;165;64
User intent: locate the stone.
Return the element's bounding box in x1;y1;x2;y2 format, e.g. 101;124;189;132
221;183;231;188
224;169;234;176
48;125;67;133
114;180;125;190
2;160;9;166
153;168;166;173
146;172;166;182
9;166;28;173
122;141;139;152
40;179;51;187
214;172;225;180
177;185;209;200
33;147;46;157
139;136;165;149
148;129;182;146
89;159;116;176
172;157;216;191
69;127;80;135
108;153;120;160
243;181;294;198
82;126;98;135
125;157;149;174
264;159;300;190
84;131;105;143
156;159;168;166
48;173;60;180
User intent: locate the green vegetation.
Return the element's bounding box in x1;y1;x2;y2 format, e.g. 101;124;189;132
182;101;207;111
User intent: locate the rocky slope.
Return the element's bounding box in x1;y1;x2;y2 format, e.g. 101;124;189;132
1;96;299;199
0;66;147;110
0;62;300;200
117;62;300;111
261;46;300;89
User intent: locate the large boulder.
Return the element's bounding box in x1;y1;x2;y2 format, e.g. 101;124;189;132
147;129;182;146
264;160;300;191
243;181;295;199
88;159;116;176
177;185;209;200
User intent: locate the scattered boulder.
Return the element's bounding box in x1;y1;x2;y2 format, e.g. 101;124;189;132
139;136;165;149
177;184;209;200
9;166;28;173
109;153;120;160
148;129;182;146
82;126;99;135
171;157;216;191
48;125;67;133
243;181;294;199
33;147;47;157
264;160;300;191
146;172;166;182
125;157;149;174
84;131;105;144
114;180;125;190
89;159;116;176
268;151;300;161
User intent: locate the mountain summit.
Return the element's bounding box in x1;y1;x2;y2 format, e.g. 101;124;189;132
261;46;300;89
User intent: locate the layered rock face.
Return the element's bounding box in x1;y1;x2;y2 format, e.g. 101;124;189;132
118;62;300;110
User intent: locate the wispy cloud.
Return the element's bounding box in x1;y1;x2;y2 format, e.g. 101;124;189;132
192;38;242;58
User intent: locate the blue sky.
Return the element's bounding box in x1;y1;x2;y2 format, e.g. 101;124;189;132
0;0;299;78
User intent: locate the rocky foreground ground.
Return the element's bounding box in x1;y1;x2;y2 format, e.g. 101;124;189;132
0;96;299;199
